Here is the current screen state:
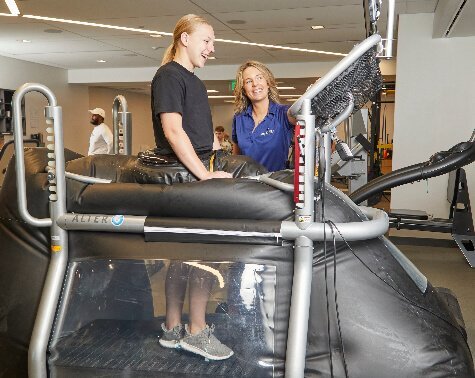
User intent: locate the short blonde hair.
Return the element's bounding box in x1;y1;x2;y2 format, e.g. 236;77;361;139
161;14;211;66
233;60;281;114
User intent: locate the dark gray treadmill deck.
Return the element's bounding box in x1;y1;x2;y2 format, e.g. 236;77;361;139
49;316;274;377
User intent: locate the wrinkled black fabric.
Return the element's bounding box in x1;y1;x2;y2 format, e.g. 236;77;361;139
119;149;267;185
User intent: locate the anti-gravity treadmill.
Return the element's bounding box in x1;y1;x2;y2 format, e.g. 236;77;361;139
0;34;473;378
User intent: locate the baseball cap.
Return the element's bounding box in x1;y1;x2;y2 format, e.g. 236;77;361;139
88;108;106;118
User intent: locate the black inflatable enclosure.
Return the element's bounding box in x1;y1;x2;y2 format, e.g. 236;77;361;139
0;148;473;377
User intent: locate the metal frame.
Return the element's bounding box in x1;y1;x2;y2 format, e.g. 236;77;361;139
13;83;68;378
284;33;384;378
112;95;132;155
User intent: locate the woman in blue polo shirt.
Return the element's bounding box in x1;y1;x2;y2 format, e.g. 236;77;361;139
232;60;296;172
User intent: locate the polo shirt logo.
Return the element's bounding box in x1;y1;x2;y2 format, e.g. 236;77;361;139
260;128;275;136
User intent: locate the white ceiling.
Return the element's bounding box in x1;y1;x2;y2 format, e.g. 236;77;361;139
0;0;440;70
3;0;473;103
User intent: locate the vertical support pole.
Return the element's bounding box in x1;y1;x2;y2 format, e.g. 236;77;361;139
28;103;69;378
286;98;316;377
112;95;132;155
295;99;316;227
323;132;332;184
285;236;314;377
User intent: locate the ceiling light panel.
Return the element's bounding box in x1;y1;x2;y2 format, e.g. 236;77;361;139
5;0;20;15
23;14;171;35
15;2;204;20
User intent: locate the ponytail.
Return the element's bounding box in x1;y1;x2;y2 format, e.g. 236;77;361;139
161;44;176;66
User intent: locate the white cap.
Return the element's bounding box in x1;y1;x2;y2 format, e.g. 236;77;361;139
88;108;106;118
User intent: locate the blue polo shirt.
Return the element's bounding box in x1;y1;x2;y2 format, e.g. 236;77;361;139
232;102;294;172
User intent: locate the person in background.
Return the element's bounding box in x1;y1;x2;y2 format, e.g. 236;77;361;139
151;14;233;361
214;126;233;155
87;108;113;155
232;60;296;172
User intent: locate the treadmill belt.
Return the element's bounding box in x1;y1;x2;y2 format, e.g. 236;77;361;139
49;316;274;377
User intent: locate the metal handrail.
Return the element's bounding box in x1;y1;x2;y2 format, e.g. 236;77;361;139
13;83;69;378
0;138;40;162
112;95;132;155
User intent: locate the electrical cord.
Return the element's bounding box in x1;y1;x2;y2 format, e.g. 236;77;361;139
327;221;349;378
319;140;351;378
314;137;334;377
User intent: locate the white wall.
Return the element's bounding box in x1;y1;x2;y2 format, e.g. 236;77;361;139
392;13;475;218
1;55;90;155
69;60;397;84
210;104;234;136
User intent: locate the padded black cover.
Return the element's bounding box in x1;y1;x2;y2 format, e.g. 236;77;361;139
63;150;293;219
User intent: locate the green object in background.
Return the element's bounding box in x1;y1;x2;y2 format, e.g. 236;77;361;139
230;80;236;91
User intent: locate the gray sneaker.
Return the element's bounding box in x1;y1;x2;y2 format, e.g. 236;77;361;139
179;324;234;361
159;323;183;349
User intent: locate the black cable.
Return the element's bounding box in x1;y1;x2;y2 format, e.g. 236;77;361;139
319;139;334;377
323;213;333;377
328;221;349;378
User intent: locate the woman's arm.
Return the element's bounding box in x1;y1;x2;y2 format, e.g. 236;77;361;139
231;116;241;155
287;107;297;126
160;112;231;180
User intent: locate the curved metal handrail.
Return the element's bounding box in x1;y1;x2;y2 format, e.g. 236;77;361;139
13;84;56;228
13;83;69;378
112;95;132;155
0;138;40;162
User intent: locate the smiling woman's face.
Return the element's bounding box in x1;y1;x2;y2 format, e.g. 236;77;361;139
242;66;269;103
185;23;215;70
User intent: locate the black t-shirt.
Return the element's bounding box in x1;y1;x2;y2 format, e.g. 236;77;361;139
151;61;213;155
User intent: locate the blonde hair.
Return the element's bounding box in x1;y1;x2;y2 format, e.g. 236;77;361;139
161;14;211;66
233;60;281;114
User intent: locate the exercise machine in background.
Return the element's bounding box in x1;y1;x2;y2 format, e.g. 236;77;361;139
112;94;132;155
0;136;41;188
350;131;475;267
330;109;372;202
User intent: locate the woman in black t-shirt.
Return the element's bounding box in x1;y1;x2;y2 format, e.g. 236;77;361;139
151;15;231;182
